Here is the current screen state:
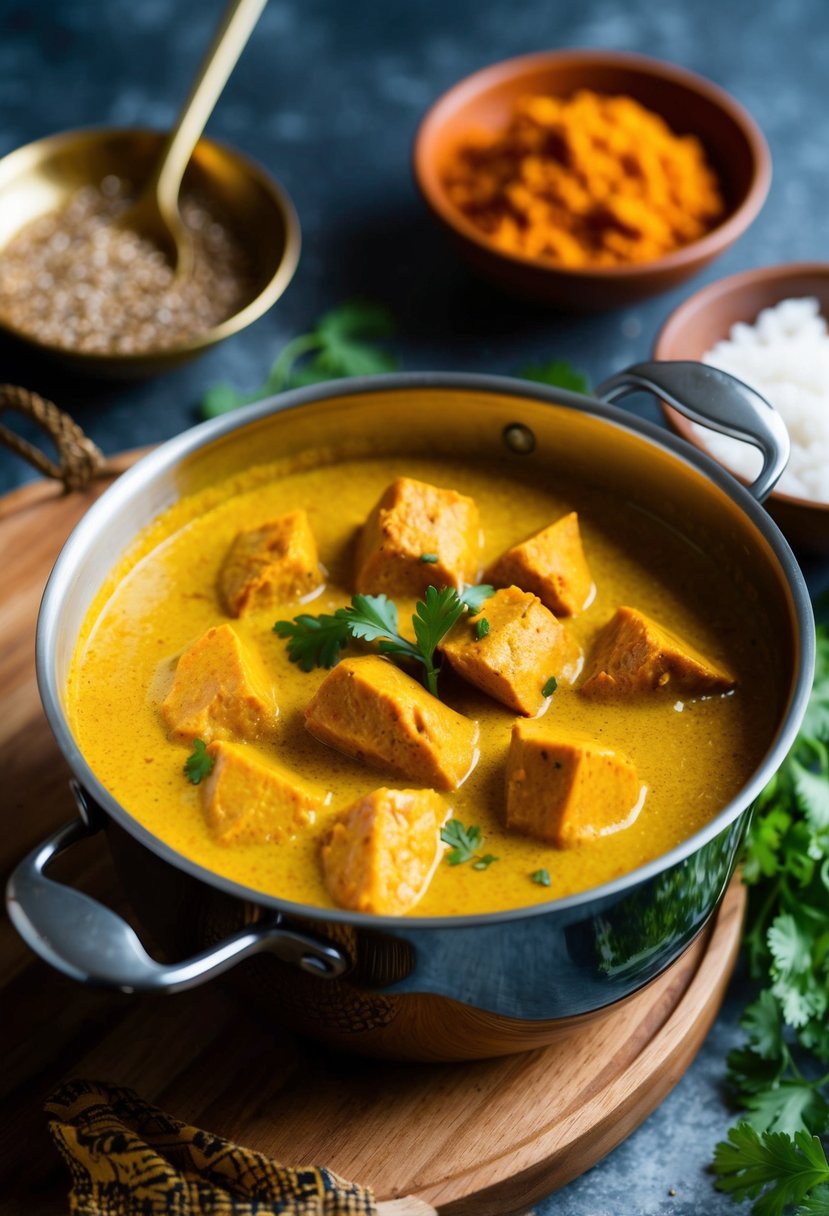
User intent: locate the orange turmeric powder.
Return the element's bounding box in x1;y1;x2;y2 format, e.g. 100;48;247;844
443;90;725;267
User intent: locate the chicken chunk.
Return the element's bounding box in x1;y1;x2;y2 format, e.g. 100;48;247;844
160;624;276;743
580;605;737;699
201;741;328;844
304;655;479;790
321;786;445;914
506;721;643;847
220;510;322;617
485;511;593;617
440;585;582;714
354;476;480;596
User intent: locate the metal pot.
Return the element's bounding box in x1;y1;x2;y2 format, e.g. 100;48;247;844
7;367;815;1060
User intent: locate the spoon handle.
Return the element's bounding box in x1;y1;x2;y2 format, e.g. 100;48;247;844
149;0;268;215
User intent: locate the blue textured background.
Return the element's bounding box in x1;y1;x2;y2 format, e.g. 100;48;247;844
1;1;827;1212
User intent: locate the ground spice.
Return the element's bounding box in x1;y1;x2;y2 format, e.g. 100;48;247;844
0;175;254;354
443;90;725;267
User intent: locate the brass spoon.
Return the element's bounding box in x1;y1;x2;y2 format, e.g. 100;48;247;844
117;0;269;279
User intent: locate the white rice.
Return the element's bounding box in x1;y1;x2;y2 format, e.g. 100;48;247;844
690;296;829;503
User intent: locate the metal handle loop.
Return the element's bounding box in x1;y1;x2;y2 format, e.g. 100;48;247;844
5;796;349;993
597;360;790;503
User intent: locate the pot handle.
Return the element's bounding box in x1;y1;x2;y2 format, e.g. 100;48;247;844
5;788;350;993
596;360;790;503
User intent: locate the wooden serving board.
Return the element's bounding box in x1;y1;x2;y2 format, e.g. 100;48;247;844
0;459;746;1216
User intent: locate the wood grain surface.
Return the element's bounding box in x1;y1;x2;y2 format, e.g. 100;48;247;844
0;461;746;1216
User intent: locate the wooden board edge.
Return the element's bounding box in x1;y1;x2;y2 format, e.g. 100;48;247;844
404;880;746;1214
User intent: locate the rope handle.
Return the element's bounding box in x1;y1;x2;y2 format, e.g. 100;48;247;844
0;384;105;492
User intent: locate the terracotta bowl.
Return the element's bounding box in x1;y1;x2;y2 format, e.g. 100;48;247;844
654;263;829;555
413;50;770;309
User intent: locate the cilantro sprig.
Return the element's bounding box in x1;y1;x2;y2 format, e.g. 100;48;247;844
184;739;214;784
201;301;397;418
711;622;829;1213
274;584;494;698
441;819;498;869
713;1125;829;1216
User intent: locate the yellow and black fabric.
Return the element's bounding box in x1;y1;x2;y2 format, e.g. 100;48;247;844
45;1078;377;1215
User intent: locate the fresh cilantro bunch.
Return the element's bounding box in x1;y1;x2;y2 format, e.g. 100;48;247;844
274;584;494;698
712;623;829;1214
201;300;397;418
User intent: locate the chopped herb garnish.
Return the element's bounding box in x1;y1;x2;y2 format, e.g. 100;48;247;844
441;819;482;865
472;853;499;871
420;553;439;564
475;617;490;641
531;868;551;887
201;300;397;418
459;584;495;614
184;739;214;784
542;676;558;698
441;819;497;869
275;584;495;698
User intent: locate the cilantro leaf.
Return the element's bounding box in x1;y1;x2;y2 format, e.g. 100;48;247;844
768;914;814;986
412;586;466;695
743;803;793;884
743;990;786;1061
472;853;499;871
519;359;590;395
184;739;214;784
459;584;495;614
475;617;490;641
531;868;551;887
440;820;497;869
199;300;397;418
712;1125;829;1216
201;383;259;418
344;594;401;645
542;675;558;698
792;756;829;835
316;299;395;346
273;610;350;670
799;1186;829;1214
441;819;482;865
743;1083;829;1139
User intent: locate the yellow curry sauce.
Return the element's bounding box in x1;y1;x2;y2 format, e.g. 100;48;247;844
67;453;778;916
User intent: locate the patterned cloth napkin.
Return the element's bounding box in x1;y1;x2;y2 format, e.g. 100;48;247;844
45;1078;378;1215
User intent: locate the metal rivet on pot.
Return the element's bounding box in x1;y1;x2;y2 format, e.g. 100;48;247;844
503;422;536;454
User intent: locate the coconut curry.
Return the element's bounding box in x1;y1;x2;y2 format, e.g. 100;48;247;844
67;452;778;917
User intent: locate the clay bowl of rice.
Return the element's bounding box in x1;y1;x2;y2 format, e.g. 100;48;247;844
654;263;829;554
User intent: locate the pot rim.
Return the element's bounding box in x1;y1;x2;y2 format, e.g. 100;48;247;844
36;371;816;929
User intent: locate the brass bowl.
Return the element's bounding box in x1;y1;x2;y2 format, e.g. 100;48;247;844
0;127;301;377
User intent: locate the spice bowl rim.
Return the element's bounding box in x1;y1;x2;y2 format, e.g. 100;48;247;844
412;48;771;303
0;125;302;375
